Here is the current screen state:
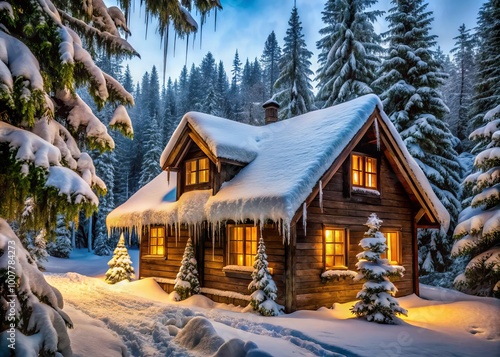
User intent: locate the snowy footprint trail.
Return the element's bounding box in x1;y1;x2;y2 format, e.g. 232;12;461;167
45;273;350;356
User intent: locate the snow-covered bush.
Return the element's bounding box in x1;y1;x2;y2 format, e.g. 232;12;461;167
452;105;500;298
174;238;201;301
0;219;73;356
248;237;283;316
47;216;73;258
351;213;407;323
105;234;135;284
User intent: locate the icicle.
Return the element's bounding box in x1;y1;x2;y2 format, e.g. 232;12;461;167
302;203;307;237
173;33;177;57
162;26;169;86
319;180;324;213
214;8;218;31
185;34;189;65
374;117;380;151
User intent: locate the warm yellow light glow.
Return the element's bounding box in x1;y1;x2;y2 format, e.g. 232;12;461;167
325;228;345;267
150;227;165;256
352;154;377;189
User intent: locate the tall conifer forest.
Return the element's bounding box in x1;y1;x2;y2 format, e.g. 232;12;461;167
6;0;498;299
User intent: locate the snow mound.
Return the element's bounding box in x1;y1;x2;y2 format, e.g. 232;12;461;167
174;316;225;354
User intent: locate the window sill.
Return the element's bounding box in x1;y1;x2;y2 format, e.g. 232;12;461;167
222;265;253;279
142;255;167;260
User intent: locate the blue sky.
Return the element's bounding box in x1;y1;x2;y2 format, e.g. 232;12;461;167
120;0;485;85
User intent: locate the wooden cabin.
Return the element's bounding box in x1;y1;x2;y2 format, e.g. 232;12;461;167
107;94;449;312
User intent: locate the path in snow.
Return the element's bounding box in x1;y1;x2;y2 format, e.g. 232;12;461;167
46;273;352;357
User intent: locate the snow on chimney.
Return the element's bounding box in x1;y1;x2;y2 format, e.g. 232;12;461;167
263;99;280;124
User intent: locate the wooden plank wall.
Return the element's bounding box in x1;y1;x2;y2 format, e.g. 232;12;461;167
139;224;286;306
203;225;286;306
139;226;189;281
294;155;417;310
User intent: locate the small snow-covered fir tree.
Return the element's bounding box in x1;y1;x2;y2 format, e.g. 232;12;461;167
105;233;135;284
47;215;73;259
174;238;201;301
452;105;500;298
248;237;283;316
351;214;407;323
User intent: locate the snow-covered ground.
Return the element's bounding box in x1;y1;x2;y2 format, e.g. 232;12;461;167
44;249;500;357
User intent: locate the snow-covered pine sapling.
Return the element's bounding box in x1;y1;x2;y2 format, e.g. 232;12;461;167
248;237;283;316
105;233;135;284
351;213;407;324
174;238;200;301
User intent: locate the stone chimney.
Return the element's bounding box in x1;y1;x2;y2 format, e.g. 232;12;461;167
262;99;280;124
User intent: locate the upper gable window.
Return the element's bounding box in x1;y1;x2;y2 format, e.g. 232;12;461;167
186;157;210;185
352;154;377;190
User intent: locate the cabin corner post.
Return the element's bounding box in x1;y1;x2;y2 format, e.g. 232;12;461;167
412;216;420;296
285;224;297;313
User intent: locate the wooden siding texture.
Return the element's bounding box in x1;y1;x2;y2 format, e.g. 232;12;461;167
294;155;417;311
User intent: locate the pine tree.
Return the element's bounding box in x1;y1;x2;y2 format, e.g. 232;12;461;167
469;0;500;131
374;0;462;272
274;6;315;119
248;237;283;316
114;65;135;206
316;0;383;107
351;214;407;323
261;31;281;99
47;216;73;259
174;238;201;301
451;105;500;297
139;114;163;187
229;50;243;121
450;24;476;145
187;64;204;111
105;233;135;284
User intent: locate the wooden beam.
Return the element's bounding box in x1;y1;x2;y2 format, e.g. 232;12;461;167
285;224;297;313
187;123;218;164
377;118;440;226
413;217;420;296
162;126;190;170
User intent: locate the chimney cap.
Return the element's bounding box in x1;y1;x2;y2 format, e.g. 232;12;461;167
262;99;280;109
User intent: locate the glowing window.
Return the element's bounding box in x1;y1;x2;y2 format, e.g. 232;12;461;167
382;231;401;265
149;226;165;256
228;225;258;266
351;154;378;189
324;228;347;268
185;158;210;185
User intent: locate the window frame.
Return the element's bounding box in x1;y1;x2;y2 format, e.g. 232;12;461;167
147;225;166;258
323;226;349;270
185;157;210;186
351;153;379;190
226;224;258;267
381;229;402;265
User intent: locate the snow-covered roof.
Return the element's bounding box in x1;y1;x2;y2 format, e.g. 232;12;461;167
109;94;450;237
